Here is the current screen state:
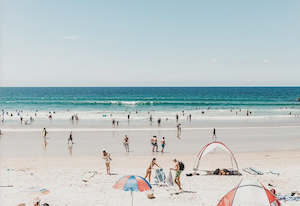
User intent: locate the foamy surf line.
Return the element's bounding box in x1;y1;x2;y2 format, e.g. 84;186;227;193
2;125;300;132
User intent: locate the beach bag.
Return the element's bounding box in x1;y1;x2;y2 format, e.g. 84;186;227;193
179;161;185;171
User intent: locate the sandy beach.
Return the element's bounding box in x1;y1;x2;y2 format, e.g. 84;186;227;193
1;115;300;206
2;0;300;204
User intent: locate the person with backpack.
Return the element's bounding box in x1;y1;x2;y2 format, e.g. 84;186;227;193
171;159;183;190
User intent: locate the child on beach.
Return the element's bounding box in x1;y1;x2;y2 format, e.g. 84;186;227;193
144;158;160;183
102;150;112;175
123;135;129;152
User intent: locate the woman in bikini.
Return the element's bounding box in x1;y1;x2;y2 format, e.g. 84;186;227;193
144;158;160;183
102;150;112;175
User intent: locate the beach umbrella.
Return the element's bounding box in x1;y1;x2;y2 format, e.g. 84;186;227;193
113;175;152;206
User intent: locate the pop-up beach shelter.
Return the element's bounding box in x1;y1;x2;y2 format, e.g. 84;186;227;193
193;141;239;172
217;179;281;206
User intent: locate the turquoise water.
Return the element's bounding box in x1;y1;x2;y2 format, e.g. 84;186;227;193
0;87;300;112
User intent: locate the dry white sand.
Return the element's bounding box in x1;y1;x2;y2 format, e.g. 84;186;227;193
1;119;300;205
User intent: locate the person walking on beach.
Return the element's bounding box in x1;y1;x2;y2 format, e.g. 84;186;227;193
170;159;183;190
68;131;73;144
151;136;158;152
42;128;47;138
102;150;112;175
144;158;160;183
176;124;181;137
161;137;166;153
212;128;217;141
123;135;129;152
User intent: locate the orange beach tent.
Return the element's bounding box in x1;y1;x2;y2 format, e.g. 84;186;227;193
217;180;281;206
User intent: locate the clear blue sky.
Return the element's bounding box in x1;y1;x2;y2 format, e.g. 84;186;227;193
1;0;300;86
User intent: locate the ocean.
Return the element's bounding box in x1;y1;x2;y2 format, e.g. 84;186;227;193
0;87;300;113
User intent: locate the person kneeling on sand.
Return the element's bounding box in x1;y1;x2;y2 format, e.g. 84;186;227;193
145;158;160;183
102;150;112;175
170;159;183;190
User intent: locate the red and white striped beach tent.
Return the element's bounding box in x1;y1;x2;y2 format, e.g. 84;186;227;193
217;179;281;206
193;141;239;172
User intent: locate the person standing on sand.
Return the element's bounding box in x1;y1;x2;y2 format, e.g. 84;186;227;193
151;136;158;152
123;135;129;152
102;150;112;175
161;137;166;152
42;128;47;138
212;128;217;141
144;158;160;183
68;131;73;144
176;124;181;137
170;159;183;190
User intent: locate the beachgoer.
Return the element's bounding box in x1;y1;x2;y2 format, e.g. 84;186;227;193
161;137;166;152
102;150;112;175
42;128;47;138
144;158;160;183
170;159;183;190
151;136;158;152
123;135;129;152
176;124;181;137
68;131;73;144
68;143;73;156
212;128;217;141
